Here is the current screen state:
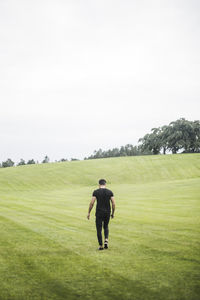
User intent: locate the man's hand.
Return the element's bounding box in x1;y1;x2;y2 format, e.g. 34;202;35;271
111;213;114;219
87;213;90;220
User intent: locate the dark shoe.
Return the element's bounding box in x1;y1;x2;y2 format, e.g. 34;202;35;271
104;241;108;249
98;246;104;250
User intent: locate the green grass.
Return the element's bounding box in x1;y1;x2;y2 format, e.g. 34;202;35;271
0;154;199;300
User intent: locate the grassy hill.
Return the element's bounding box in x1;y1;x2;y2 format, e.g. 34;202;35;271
0;154;199;300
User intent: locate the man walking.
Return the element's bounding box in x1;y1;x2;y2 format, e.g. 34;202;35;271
87;179;115;250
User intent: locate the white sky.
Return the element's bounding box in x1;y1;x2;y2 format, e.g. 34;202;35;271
0;0;200;162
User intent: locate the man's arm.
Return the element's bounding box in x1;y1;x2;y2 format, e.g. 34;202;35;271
87;196;96;219
111;196;115;218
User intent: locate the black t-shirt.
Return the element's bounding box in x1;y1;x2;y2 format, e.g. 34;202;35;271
92;188;114;213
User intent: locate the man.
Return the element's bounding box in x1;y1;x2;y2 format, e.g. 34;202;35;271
87;179;115;250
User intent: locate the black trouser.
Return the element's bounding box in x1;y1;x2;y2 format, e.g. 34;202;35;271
95;211;110;246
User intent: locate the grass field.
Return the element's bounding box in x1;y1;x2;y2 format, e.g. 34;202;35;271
0;154;200;300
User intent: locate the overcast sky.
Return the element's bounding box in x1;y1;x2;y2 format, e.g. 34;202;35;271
0;0;200;162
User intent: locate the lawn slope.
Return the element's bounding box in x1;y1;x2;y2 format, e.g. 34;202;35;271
0;154;199;300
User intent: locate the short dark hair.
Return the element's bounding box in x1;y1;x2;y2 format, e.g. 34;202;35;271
99;179;106;185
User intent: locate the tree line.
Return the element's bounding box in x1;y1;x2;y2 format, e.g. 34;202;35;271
0;156;79;168
1;118;199;168
84;118;200;159
84;144;151;160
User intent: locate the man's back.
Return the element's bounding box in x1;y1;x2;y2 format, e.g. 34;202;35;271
92;188;114;213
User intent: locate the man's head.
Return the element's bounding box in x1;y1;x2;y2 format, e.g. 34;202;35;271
99;179;106;186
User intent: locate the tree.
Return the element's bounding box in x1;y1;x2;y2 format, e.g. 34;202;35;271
59;158;68;162
42;155;50;163
192;120;200;152
159;125;169;154
166;118;194;153
2;158;15;168
138;128;162;155
17;159;26;166
27;159;36;165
